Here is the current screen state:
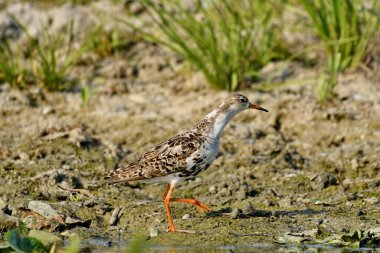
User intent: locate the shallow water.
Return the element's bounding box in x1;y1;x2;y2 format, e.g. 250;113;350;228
88;244;375;253
81;238;377;253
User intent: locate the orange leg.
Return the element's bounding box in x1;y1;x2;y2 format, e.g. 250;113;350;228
163;184;176;232
162;183;170;201
162;183;212;232
171;198;212;212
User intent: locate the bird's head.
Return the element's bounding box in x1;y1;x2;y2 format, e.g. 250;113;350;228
221;93;268;114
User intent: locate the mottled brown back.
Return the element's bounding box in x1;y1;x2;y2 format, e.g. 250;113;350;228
104;131;206;183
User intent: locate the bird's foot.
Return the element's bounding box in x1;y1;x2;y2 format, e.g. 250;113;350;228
171;198;212;212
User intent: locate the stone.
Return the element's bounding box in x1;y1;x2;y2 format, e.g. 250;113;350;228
209;185;216;194
18;152;29;160
237;188;247;201
311;173;339;191
149;224;161;237
62;164;71;170
278;196;293;208
356;209;365;216
109;207;121;226
241;201;254;215
263;199;275;207
42;106;53;115
28;201;59;219
230;208;240;219
65;216;91;227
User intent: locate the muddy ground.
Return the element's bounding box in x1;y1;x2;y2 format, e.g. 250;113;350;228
0;1;380;251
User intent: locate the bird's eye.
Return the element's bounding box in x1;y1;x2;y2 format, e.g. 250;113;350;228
238;97;246;103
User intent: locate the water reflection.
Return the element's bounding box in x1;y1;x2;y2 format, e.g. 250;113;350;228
85;238;368;253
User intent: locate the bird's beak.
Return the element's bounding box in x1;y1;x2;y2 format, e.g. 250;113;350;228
249;103;268;112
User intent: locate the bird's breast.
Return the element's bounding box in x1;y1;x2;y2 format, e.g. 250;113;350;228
198;136;219;158
179;138;220;177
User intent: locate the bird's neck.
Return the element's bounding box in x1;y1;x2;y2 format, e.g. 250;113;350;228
196;106;236;140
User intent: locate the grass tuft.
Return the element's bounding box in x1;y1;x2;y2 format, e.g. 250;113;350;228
300;0;380;101
123;0;289;91
32;22;86;91
0;40;28;88
12;17;86;91
85;24;128;58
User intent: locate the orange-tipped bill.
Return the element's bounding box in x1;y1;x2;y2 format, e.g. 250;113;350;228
249;103;268;112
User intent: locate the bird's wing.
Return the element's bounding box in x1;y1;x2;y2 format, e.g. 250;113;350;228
104;132;204;183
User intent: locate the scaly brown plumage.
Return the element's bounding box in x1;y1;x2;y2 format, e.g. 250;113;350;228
105;93;268;232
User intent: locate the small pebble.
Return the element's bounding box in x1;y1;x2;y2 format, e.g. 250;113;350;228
18;152;29;160
21;188;29;195
209;186;216;193
271;210;278;217
264;199;275;207
62;164;71;170
182;214;190;220
84;199;96;207
149;225;161;237
278;196;293;208
109;207;121;226
346;193;357;201
230;208;240;219
219;187;229;196
356;209;365;216
42;106;53;115
351;159;359;170
311;173;339;191
237;188;247;201
241;201;254;215
345;201;353;208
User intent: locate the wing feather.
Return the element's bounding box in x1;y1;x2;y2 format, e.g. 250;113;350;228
104;132;204;183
